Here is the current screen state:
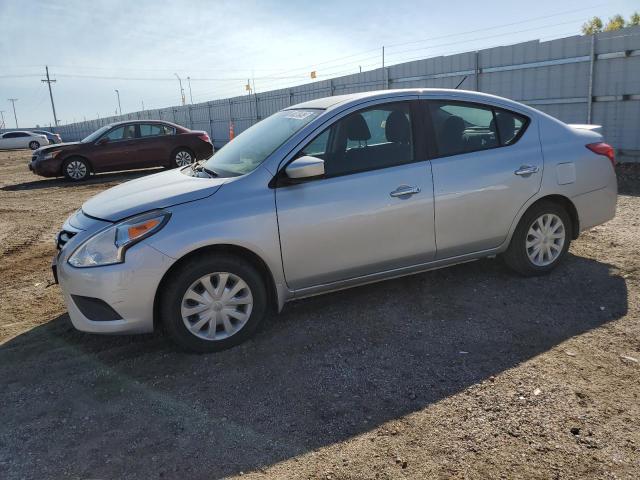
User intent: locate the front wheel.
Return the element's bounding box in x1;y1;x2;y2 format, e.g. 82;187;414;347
29;141;40;150
63;157;90;181
160;254;268;353
503;201;571;276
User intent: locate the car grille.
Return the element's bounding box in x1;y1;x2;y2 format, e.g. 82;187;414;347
56;230;76;250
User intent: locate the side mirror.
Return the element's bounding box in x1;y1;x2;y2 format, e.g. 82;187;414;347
96;137;109;145
285;155;325;180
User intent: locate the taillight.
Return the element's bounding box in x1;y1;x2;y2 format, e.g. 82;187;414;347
198;133;211;143
586;142;616;167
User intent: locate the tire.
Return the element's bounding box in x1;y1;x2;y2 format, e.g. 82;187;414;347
172;148;194;168
160;254;269;353
29;141;40;150
503;200;572;276
63;157;90;181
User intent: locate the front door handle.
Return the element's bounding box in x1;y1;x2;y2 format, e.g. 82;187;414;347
390;185;421;198
514;165;539;176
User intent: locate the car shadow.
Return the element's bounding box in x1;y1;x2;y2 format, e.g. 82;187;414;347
1;168;165;191
0;254;628;479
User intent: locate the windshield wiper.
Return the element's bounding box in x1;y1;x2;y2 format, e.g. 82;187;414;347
200;166;218;177
190;160;218;177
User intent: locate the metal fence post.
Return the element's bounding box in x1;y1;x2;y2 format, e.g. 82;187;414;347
228;99;233;141
475;50;480;91
587;34;595;124
208;103;213;143
253;93;259;123
188;106;193;129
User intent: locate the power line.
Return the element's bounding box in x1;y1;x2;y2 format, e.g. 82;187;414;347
385;3;609;49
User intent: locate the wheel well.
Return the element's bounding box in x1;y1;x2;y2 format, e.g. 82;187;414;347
60;155;93;175
153;244;278;330
529;195;580;239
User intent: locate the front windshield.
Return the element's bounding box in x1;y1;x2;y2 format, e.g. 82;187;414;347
204;109;321;176
81;125;111;143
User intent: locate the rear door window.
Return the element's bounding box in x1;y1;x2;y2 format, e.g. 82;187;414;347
139;124;164;137
428;101;529;157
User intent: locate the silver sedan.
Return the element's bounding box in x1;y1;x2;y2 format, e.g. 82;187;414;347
54;89;617;352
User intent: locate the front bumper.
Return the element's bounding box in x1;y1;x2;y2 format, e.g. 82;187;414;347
56;243;174;334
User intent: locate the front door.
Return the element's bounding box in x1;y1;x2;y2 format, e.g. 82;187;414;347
276;101;436;291
426;100;543;258
92;124;138;172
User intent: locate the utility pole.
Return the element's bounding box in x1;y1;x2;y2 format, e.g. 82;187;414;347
174;73;186;105
0;110;5;129
141;100;145;111
41;66;59;126
8;98;18;128
114;89;122;115
187;76;193;104
382;46;385;69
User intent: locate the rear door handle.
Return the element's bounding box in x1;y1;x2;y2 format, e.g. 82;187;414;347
514;165;539;176
390;185;421;197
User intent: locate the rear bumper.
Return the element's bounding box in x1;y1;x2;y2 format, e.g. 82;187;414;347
573;181;617;232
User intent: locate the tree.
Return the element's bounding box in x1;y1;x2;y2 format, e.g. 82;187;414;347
630;12;640;26
604;14;626;31
582;16;603;35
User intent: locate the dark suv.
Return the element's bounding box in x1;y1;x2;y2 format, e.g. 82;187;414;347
29;120;213;181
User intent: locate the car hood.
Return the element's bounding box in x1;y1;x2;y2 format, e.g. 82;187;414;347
82;168;228;222
36;141;80;154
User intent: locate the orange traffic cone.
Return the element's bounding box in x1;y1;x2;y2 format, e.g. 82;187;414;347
229;121;235;140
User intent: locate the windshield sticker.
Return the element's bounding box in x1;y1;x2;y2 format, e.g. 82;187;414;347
284;110;315;120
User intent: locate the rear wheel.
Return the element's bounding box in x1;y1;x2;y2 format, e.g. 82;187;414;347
160;254;268;353
503;201;571;276
172;148;194;168
63;157;90;181
29;141;40;150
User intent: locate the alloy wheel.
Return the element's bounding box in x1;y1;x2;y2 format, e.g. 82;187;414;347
175;150;193;167
526;213;565;266
29;141;40;150
181;272;253;341
66;160;87;180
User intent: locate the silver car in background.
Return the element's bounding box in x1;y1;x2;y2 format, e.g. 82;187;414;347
54;89;617;352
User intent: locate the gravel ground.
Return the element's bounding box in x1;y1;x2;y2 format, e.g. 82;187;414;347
0;149;639;479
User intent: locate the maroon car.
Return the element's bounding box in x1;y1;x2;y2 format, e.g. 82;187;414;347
29;120;213;181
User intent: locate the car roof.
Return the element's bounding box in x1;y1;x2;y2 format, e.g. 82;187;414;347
286;88;536;115
105;119;183;129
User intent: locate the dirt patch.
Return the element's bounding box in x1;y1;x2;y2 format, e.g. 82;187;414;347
1;151;639;479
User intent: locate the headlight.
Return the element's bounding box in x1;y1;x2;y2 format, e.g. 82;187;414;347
43;151;61;160
68;210;170;268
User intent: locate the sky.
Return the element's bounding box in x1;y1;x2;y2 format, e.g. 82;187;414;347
0;0;638;128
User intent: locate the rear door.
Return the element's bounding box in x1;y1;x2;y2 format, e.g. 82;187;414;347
136;123;169;167
425;99;542;258
275;100;436;290
92;124;139;172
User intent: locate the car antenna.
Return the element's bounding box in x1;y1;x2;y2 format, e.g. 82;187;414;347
455;75;468;89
